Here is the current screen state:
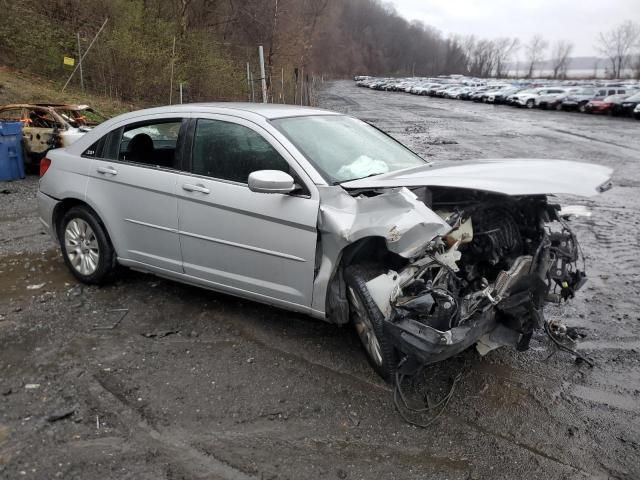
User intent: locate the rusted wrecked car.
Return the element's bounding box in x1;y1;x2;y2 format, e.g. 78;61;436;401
37;104;612;382
0;103;106;169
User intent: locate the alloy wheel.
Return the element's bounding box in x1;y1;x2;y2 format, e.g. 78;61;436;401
64;218;100;275
348;286;383;367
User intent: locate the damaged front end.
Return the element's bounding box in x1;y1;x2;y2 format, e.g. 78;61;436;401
359;191;587;372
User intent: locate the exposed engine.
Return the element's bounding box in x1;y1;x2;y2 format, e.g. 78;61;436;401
369;190;587;364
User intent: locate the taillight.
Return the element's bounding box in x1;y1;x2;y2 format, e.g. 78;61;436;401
40;157;52;177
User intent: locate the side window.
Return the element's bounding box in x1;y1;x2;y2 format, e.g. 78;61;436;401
26;109;59;128
192;119;290;184
118;119;183;168
607;89;616;96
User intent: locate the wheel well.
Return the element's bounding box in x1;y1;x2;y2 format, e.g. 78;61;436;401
52;199;113;249
325;236;408;325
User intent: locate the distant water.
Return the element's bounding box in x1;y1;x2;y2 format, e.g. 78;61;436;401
506;67;634;80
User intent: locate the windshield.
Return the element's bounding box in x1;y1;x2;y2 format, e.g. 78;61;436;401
272;115;426;184
626;92;640;101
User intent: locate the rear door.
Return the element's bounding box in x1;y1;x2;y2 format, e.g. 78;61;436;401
85;116;186;273
175;115;319;308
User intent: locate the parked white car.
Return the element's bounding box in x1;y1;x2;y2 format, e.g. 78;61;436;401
508;88;547;108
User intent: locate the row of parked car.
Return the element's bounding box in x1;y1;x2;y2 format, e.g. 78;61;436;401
355;76;640;119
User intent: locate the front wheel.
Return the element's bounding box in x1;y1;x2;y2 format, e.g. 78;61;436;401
59;206;116;284
526;99;535;109
344;264;400;382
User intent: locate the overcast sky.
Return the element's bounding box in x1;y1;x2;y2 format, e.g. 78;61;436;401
389;0;637;58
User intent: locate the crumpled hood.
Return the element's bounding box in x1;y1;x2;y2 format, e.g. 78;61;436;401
340;159;613;197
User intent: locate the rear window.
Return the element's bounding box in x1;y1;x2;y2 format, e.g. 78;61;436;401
119;120;183;168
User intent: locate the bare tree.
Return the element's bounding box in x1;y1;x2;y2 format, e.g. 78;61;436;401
550;40;573;79
597;21;640;78
525;34;548;78
493;37;520;77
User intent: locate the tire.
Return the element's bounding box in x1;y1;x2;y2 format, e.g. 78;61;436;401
526;99;535;109
555;102;563;111
344;264;400;382
578;103;587;113
59;206;116;285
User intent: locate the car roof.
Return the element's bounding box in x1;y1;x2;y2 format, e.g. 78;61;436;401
66;102;343;156
0;103;56;111
115;103;340;121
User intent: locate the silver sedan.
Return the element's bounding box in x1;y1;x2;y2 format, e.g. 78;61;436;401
38;103;612;381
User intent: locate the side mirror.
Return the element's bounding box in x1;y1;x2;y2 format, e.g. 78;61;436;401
248;170;296;194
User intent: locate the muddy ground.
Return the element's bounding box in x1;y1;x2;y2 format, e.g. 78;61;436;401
1;80;639;479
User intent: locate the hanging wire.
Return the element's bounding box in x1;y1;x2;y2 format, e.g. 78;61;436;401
393;358;464;428
544;321;594;367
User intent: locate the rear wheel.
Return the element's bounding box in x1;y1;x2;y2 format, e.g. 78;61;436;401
344;264;400;382
526;99;535;109
59;206;116;284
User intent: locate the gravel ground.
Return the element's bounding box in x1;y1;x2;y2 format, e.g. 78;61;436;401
0;80;639;480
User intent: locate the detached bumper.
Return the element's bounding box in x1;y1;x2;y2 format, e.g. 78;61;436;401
384;312;498;366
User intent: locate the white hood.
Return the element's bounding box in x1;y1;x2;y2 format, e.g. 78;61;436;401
340;159;612;197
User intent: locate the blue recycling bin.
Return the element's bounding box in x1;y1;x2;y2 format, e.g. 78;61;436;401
0;121;26;181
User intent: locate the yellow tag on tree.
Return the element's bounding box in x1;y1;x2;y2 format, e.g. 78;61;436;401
63;56;75;67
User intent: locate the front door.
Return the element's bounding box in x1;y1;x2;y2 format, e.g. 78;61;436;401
176;117;319;308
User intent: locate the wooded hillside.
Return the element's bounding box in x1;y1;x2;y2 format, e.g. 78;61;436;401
0;0;519;105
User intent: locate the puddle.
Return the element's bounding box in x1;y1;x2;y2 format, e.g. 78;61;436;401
0;249;75;303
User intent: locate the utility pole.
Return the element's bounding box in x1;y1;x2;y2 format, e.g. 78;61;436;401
281;67;284;103
250;71;255;102
300;66;304;106
169;36;176;105
76;33;84;91
62;18;109;92
258;45;267;103
246;62;251;102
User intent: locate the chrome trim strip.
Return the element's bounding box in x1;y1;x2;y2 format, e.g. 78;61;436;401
124;218;306;262
125;218;178;234
179;230;306;262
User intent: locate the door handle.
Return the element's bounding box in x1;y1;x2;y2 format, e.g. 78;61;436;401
182;184;210;194
97;166;118;175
